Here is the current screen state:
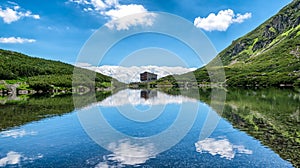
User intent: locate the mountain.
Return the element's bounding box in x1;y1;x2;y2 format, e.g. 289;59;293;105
0;49;113;91
79;65;196;83
161;0;300;87
213;0;300;86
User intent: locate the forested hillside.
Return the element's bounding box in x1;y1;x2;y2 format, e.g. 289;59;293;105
0;49;113;91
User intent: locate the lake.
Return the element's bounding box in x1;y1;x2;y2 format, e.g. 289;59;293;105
0;88;299;167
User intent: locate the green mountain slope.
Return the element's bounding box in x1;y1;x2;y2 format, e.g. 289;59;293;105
0;49;113;90
159;0;300;87
213;0;300;86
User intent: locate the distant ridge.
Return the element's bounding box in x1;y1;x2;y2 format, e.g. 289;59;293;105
79;65;196;83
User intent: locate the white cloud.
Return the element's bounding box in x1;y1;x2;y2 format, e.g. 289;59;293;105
32;14;40;19
69;0;116;12
0;7;20;23
233;13;252;23
195;137;252;160
0;3;40;24
0;37;36;44
105;11;156;30
77;65;196;83
69;0;156;30
91;0;108;10
7;1;19;6
103;4;147;20
104;0;118;7
194;9;251;31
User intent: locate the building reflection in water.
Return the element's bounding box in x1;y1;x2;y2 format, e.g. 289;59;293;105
140;90;157;100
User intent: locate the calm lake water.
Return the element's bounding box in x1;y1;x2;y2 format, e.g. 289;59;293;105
0;88;299;167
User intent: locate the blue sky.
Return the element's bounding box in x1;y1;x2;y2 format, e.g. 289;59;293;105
0;0;292;67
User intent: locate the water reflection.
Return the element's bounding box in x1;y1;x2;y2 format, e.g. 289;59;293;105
0;129;37;139
77;89;200;167
96;139;156;167
93;89;197;107
0;151;43;167
195;137;252;160
0;151;22;167
0;92;112;131
140;90;157;100
161;87;300;167
0;88;298;167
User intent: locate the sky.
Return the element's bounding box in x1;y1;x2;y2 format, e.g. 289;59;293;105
0;0;292;68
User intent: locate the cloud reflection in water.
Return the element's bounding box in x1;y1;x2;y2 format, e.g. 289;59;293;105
80;89;197;110
195;137;252;160
0;151;21;167
95;139;156;167
1;129;37;139
0;151;43;167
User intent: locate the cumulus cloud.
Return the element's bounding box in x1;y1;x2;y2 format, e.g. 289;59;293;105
0;3;40;24
233;13;252;23
0;37;36;44
105;11;156;30
69;0;111;10
194;9;251;31
104;0;118;7
69;0;156;30
103;4;147;20
77;65;196;83
195;137;253;160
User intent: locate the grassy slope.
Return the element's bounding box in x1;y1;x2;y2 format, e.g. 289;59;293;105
223;35;300;86
0;49;113;90
213;0;300;86
159;0;300;86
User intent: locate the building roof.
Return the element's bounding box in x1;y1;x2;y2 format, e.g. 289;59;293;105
140;71;157;76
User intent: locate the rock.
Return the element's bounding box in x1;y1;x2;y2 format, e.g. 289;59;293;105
232;41;247;55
